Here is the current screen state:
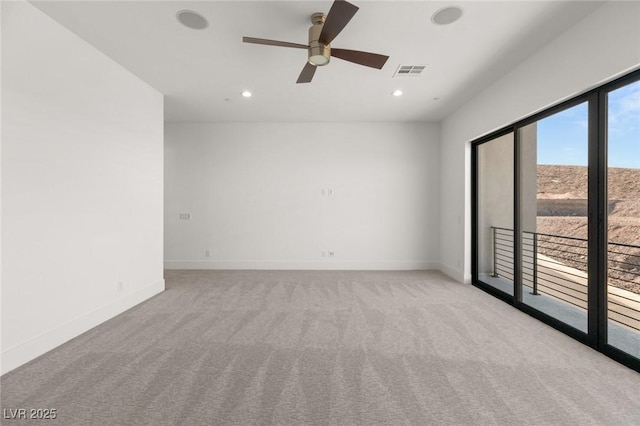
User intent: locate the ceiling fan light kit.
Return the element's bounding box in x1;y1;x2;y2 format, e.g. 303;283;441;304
243;0;389;84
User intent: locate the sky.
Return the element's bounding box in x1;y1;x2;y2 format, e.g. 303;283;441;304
537;80;640;168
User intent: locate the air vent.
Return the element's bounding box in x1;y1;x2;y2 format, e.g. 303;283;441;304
393;65;427;77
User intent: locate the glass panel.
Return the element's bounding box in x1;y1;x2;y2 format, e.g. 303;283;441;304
607;80;640;358
519;102;589;333
477;133;514;295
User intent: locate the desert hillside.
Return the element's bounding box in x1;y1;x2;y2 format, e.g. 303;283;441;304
536;165;640;292
536;165;640;245
537;165;640;201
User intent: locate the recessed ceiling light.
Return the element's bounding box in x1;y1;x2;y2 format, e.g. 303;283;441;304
431;6;463;25
242;91;252;98
392;90;403;97
176;10;209;30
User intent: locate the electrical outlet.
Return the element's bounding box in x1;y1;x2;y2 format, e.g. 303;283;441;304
205;250;211;257
179;213;191;220
328;251;335;257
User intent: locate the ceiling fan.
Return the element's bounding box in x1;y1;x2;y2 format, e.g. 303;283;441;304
243;0;390;83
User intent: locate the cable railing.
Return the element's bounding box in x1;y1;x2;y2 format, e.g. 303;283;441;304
490;226;640;332
491;227;514;282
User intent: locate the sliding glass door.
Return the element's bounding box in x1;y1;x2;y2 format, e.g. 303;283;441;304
518;101;590;333
475;132;514;296
472;70;640;372
606;79;640;358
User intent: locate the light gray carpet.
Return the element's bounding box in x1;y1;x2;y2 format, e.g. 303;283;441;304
2;270;640;425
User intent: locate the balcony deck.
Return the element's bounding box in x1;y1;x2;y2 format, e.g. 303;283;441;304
485;226;640;358
479;273;640;357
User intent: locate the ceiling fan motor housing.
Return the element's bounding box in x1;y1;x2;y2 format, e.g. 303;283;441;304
308;13;330;66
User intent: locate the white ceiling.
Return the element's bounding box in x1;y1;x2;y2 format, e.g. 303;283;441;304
31;1;604;123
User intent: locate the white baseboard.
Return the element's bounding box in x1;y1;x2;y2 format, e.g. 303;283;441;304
1;279;165;376
164;260;438;271
437;262;470;283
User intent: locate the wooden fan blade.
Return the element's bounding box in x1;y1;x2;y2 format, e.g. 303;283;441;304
319;0;359;45
243;37;308;49
331;48;389;69
297;62;317;84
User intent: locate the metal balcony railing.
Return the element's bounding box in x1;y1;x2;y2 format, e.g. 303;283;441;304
490;226;640;332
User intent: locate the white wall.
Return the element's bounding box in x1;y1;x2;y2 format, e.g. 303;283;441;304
439;1;640;283
1;1;164;374
165;122;439;270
